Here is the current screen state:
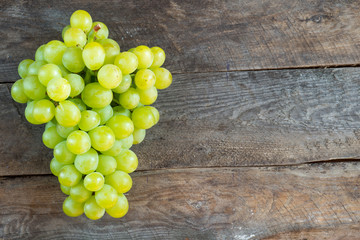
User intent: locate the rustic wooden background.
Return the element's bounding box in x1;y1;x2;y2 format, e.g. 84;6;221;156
1;0;360;239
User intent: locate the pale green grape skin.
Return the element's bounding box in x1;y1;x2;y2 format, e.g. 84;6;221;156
62;25;71;40
63;196;84;217
70;180;92;203
119;87;139;110
78;110;100;131
50;157;67;176
27;60;46;76
131;106;156;129
97;64;122;89
70;10;93;33
82;42;105;70
68;98;87;112
118;134;133;150
91;21;109;40
11;79;29;103
81;82;113;108
74;148;99;174
132;45;154;69
45;119;56;130
134;69;156;90
33;99;55;123
84;172;104;192
18;59;34;78
106;115;134;139
61;184;71;195
58;164;82;187
55;100;81;127
98;39;120;65
133;128;146;145
88;126;115;152
105;170;132;194
106;193;129;218
54;141;76;164
147;106;160;124
153;67;172;90
64;27;87;48
35;44;46;61
47;77;71;102
44;40;67;65
96;155;117;176
112;106;131;118
64;74;85;97
84;196;105;220
128;48;135;53
23;75;46;100
62;47;86;73
57;64;71;76
137;86;158;105
114;52;138;75
38;64;62;86
66;130;91;155
150;46;166;68
112;74;132;94
100;139;123;157
56;124;79;138
25;101;42;125
43;126;65;149
95;184;118;209
115;149;138;173
92;105;113;125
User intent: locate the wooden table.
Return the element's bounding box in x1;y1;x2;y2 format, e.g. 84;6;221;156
1;1;360;239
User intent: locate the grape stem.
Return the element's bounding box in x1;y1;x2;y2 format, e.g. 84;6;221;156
94;24;101;32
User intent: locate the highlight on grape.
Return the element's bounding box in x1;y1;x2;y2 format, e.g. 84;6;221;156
11;9;172;220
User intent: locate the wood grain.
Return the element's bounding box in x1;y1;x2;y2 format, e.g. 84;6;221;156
1;162;359;239
3;0;360;82
2;67;360;176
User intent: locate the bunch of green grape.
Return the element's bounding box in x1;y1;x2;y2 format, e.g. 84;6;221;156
11;10;172;220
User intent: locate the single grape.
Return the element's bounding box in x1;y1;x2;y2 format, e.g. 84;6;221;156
65;74;85;97
11;79;29;103
45;119;57;130
96;155;117;176
106;115;134;139
137;86;158;105
98;39;120;65
92;105;113;125
114;52;138;75
56;124;79;138
153;67;172;89
128;48;135;52
78;110;100;131
18;59;34;79
150;46;166;68
132;45;154;69
112;74;132;94
43;126;64;149
112;106;131;118
62;47;85;73
27;60;46;76
147;106;160;124
58;164;82;187
38;64;62;86
64;27;87;48
106;193;129;218
105;170;132;194
88;126;115;152
68;98;87;112
44;40;67;65
84;196;105;220
47;77;71;102
60;184;71;195
74;148;99;174
84;172;104;191
95;184;118;209
97;64;122;89
55;100;81;127
133;128;146;145
81;82;113;108
66;130;91;155
24;101;42;125
62;25;71;40
57;63;71;76
23;75;46;100
70;10;93;33
119;87;139;110
134;69;156;90
35;44;46;61
89;21;109;40
70;180;92;203
33;99;55;123
50;157;67;176
131;106;156;129
82;42;105;70
63;196;84;217
54;141;76;164
118;134;133;150
115;149;138;173
100;139;123;157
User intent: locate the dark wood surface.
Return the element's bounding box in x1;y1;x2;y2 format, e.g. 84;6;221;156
1;0;360;239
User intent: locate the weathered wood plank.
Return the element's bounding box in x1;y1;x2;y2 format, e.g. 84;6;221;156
1;163;359;239
2;67;360;176
2;0;360;82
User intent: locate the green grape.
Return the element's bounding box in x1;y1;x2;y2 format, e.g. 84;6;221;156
43;126;64;149
55;100;81;127
113;106;131;118
105;170;132;194
137;86;158;105
58;164;82;187
62;25;71;40
81;82;113;108
33;99;55;123
115;149;138;173
100;139;123;157
35;44;46;61
64;74;85;97
88;126;115;152
68;98;87;112
62;47;85;73
118;134;133;149
131;106;156;129
133;45;154;69
114;52;138;75
24;101;42;125
96;155;117;176
63;196;84;217
84;172;104;191
44;40;67;65
47;77;71;102
95;184;118;209
97;64;122;89
11;79;29;103
56;124;79;138
45;118;57;130
70;10;93;33
134;69;156;90
106;115;134;139
92;105;113;124
78;110;100;131
82;42;105;70
23;75;46;100
106;193;128;218
70;180;92;203
18;59;34;78
153;67;172;89
128;48;135;52
84;196;105;220
90;21;109;40
64;27;87;48
57;64;71;76
74;148;99;174
54;141;76;164
112;74;132;94
147;106;160;124
150;46;166;68
50;157;67;176
98;39;120;65
66;130;91;155
38;64;62;86
60;184;71;195
27;60;46;76
133;128;146;145
119;87;139;109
